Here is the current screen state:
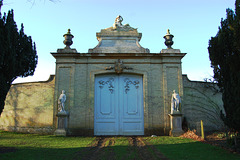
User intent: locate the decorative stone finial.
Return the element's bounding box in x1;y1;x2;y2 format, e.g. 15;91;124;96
167;29;170;34
163;29;174;49
63;29;74;49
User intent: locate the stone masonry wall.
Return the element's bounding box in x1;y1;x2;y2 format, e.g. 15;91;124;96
182;75;225;133
0;75;55;134
0;73;224;135
52;53;185;136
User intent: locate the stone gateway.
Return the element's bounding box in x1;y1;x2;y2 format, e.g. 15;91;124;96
0;16;225;136
52;16;185;136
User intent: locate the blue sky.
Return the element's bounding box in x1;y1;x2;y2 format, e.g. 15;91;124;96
1;0;236;83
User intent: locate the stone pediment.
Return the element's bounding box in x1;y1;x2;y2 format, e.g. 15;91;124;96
88;15;150;53
96;28;141;40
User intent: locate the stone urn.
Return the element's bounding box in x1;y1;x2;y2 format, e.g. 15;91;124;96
163;29;174;49
63;29;74;49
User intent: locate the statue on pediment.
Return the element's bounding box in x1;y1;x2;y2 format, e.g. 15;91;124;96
102;15;136;31
113;15;123;29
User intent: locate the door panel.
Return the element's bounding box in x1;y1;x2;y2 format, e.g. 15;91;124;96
94;75;118;135
120;75;144;135
94;74;143;135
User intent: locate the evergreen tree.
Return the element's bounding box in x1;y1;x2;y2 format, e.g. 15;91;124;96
208;0;240;132
0;4;38;114
0;1;2;12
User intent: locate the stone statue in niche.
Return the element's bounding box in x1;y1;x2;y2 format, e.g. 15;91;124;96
171;90;181;114
58;90;66;112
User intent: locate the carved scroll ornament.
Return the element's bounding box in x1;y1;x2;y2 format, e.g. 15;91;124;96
98;78;114;94
105;59;133;74
124;78;139;94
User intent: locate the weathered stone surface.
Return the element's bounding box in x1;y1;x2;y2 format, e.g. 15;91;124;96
0;71;225;135
52;51;186;136
169;114;184;137
0;75;55;134
54;129;67;136
161;49;181;53
89;21;149;53
182;75;225;132
169;129;184;137
57;48;77;53
54;111;69;136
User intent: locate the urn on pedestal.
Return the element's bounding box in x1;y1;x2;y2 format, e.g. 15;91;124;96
57;29;77;53
63;29;74;49
163;29;174;49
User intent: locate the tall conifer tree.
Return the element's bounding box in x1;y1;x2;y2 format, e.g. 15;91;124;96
0;2;38;114
208;0;240;132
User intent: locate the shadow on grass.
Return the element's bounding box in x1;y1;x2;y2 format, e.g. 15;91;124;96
1;141;240;160
0;147;84;160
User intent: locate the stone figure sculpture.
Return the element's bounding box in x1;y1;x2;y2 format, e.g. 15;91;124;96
58;90;66;112
171;90;181;114
113;15;123;29
99;15;136;32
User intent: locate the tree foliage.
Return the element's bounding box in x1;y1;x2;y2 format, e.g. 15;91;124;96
208;0;240;132
0;3;38;114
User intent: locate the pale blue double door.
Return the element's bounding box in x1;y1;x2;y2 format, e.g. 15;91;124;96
94;74;144;136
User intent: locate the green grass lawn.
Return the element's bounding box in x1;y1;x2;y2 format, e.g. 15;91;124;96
0;131;240;160
144;136;240;160
0;131;95;160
